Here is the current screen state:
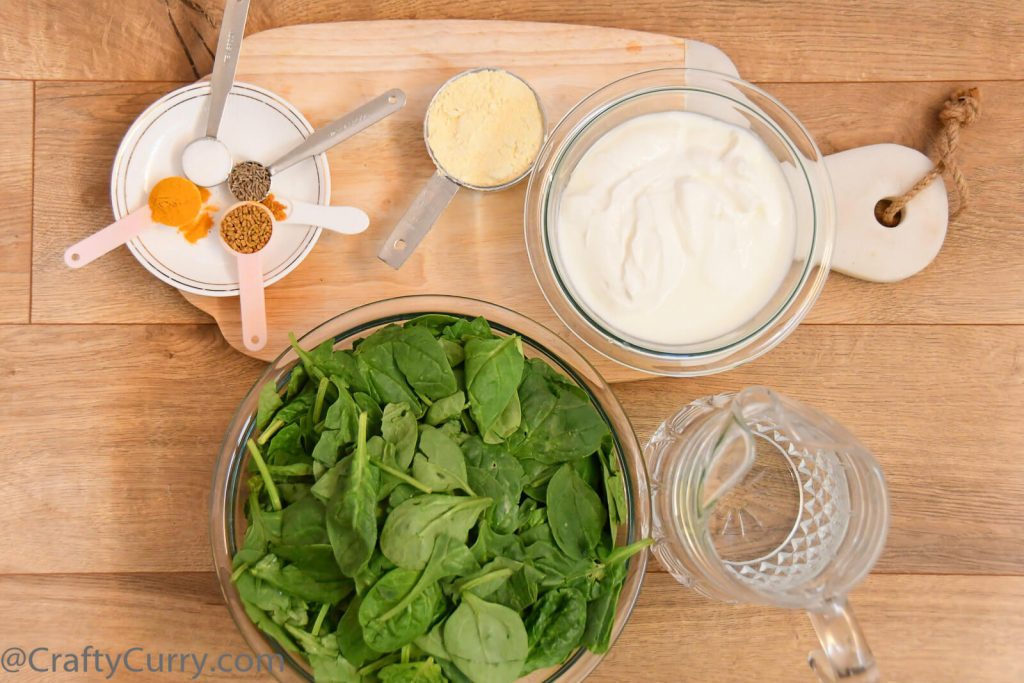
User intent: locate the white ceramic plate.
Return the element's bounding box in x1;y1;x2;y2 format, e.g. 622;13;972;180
111;82;330;296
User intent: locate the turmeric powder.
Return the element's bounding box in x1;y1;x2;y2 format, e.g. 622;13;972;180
261;193;287;221
148;176;202;226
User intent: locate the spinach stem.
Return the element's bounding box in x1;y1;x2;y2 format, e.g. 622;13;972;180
358;653;399;676
370;458;433;494
289;332;326;382
311;603;330;636
246;438;282;511
230;562;249;583
257;419;284;446
312;376;330;424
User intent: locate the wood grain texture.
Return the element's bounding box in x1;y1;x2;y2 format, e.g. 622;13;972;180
2;323;1019;575
32;81;210;324
0;81;33;324
1;0;1021;83
185;21;1018;364
0;572;1020;682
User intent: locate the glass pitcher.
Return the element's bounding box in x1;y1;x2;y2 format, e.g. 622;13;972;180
648;387;889;682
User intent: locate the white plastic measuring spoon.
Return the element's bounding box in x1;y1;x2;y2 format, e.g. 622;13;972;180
272;198;370;235
219;201;272;352
181;0;251;187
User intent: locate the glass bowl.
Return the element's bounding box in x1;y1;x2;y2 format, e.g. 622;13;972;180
524;68;836;377
210;295;651;682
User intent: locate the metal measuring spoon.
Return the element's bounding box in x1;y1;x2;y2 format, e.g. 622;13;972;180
181;0;251;187
377;69;545;270
227;89;407;202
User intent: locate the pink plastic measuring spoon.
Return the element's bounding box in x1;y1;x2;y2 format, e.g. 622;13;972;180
219;202;273;352
64;206;157;268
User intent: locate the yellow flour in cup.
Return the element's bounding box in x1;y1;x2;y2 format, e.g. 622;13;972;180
425;69;544;188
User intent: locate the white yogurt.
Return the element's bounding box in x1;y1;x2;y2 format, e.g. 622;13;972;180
555;111;796;346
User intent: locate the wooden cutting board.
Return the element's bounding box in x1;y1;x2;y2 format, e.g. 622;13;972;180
183;20;738;382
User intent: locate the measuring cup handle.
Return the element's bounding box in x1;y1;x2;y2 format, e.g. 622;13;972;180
64;206;153;268
236;252;267;352
280;200;370;235
269;89;407;176
824;143;949;283
806;597;880;683
206;0;250;139
378;171;460;269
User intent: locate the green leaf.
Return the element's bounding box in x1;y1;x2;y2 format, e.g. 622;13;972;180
439;338;465;368
257;381;284;430
358;568;441;652
266;424;308;467
241;599;298;653
380;495;491;570
523;587;587;673
382;403;419;469
250;554;353;604
463;438;523;534
442;317;493;342
412;426;474;495
464;336;524;441
286;365;308;400
547;465;606;559
425;391;466;426
394;325;458;400
356;327;423;415
337;595;379;668
326;413;380;577
378;659;446;683
443;593;527;683
355;392;384;435
509;359;609;464
308;653;361;683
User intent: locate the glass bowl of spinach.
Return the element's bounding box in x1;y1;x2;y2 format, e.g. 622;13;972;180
211;295;652;683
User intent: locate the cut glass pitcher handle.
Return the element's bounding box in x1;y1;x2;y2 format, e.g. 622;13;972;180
807;597;880;683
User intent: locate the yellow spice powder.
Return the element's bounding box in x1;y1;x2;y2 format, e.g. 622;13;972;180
426;69;544;188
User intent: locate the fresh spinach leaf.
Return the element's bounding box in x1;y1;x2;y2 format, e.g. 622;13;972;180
380;494;491;570
464;336;524;441
509;359;608;464
250;554;353;604
523;587;587;673
326;413;380;577
425;390;466;426
443;593;528;683
547;464;606;559
394;325;458;400
257;381;284;430
382;403;419;469
412;426;475;495
378;659;446;683
358;568;441;651
337;595;379;668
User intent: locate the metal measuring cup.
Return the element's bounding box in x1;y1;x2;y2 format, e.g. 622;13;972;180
181;0;250;187
378;68;545;269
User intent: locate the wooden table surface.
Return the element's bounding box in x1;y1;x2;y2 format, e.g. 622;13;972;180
2;1;1022;682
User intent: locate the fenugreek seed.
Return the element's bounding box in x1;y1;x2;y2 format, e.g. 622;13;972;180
220;202;273;254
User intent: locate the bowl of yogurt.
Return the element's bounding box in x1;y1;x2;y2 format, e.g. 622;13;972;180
524;68;835;376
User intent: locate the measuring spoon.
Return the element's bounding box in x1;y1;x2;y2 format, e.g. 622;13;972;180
378;69;545;269
219;201;273;352
227;89;407;202
271;198;370;236
64;176;203;268
181;0;251;187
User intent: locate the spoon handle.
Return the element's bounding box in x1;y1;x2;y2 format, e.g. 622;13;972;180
236;252;267;351
268;89;407;176
64;206;153;268
278;200;370;235
378;171;460;269
206;0;251;139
